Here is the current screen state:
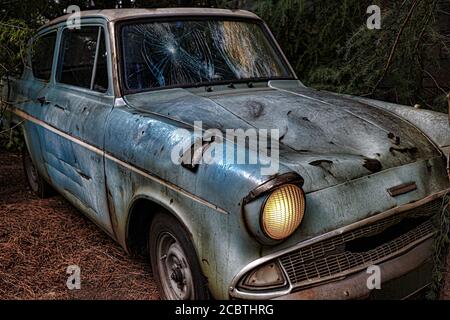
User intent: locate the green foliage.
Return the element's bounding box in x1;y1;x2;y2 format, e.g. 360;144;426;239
0;19;33;77
0;111;24;152
1;127;24;151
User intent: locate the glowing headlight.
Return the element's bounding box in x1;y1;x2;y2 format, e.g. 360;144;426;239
261;184;305;240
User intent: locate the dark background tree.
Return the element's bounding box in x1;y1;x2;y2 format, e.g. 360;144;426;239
1;0;449;112
251;0;449;112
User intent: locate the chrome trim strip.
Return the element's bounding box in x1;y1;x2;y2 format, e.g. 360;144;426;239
229;189;449;299
11;107;228;214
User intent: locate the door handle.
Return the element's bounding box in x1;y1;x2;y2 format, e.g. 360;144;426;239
36;96;50;106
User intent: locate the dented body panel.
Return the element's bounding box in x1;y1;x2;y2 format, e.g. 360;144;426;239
3;9;449;300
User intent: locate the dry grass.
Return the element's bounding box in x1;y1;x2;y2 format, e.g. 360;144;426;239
0;150;159;300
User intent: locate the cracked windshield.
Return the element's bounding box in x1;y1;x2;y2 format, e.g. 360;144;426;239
121;19;293;90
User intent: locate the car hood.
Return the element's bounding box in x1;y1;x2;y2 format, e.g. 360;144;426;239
124;84;440;193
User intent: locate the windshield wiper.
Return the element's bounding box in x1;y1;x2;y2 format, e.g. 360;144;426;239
186;76;295;91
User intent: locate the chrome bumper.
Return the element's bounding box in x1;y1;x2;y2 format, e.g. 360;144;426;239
274;238;433;300
229;189;449;300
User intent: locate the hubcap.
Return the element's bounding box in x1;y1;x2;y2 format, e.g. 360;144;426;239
157;232;194;300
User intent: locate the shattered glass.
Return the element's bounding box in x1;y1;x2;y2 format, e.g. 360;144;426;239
121;20;292;90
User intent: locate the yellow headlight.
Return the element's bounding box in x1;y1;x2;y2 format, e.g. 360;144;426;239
262;184;305;240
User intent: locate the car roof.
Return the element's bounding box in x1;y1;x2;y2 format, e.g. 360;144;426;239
43;8;260;28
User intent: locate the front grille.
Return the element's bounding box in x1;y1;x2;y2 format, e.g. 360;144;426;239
279;198;443;288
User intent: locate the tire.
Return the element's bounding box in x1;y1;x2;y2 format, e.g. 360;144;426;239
149;212;209;300
22;147;54;198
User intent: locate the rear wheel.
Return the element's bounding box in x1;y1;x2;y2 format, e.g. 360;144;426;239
22;147;53;198
149;212;209;300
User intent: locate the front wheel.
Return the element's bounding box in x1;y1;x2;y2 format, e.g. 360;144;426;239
149;213;209;300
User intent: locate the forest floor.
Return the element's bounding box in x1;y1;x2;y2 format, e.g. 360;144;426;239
0;148;448;300
0;149;159;299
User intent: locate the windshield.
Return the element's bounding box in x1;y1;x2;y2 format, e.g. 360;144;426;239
120;19;293;91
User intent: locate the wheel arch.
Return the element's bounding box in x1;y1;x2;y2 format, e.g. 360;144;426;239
125;195;194;257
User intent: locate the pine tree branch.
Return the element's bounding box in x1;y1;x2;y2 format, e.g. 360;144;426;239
423;68;449;96
370;0;422;95
414;0;438;53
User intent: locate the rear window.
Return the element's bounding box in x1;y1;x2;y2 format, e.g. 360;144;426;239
31;32;57;81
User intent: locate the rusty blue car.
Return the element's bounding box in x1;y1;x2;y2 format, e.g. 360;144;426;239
2;8;449;300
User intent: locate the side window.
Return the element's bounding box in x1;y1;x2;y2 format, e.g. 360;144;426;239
93;30;108;92
58;26;108;93
31;32;57;81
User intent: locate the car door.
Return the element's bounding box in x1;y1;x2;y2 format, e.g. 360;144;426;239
40;22;115;234
19;30;58;180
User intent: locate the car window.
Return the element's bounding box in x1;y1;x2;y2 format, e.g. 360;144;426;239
92;30;108;93
120;19;293;91
31;32;57;81
58;26;108;93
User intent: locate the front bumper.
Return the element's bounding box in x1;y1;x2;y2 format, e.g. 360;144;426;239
275;238;433;300
230;189;449;300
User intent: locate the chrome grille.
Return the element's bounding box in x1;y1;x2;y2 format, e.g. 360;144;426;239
279;198;443;287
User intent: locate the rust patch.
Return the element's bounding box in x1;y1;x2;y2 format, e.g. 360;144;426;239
202;259;210;266
387;182;417;197
363;158;382;173
279;127;288;142
106;186;119;240
309;160;333;166
387;132;400;145
309;160;335;178
244;101;265;118
389;146;418;155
